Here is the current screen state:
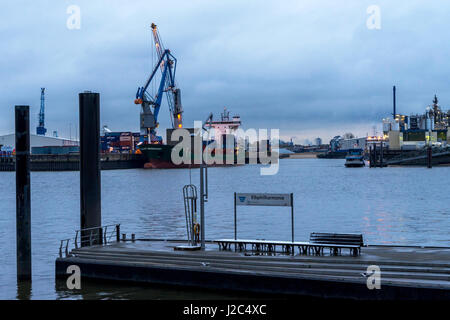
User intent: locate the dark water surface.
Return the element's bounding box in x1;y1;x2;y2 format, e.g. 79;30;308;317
1;159;449;299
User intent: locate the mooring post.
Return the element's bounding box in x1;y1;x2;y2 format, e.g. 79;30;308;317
116;224;120;242
373;145;377;167
79;92;102;246
371;145;375;168
379;142;383;168
427;146;432;168
15;105;31;282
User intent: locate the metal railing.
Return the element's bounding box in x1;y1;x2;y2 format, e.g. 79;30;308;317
59;224;121;258
59;239;71;258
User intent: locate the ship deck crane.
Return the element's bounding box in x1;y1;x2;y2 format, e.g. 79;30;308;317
36;88;47;135
134;23;183;144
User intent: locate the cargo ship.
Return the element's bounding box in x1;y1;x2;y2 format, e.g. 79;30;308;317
139;108;242;169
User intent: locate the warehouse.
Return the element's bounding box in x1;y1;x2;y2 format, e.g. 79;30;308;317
0;133;78;150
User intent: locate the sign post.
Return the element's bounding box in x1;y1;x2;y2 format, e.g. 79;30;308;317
234;192;237;241
291;193;294;243
234;193;294;242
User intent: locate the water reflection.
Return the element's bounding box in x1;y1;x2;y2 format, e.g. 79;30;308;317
54;279;274;300
16;281;32;300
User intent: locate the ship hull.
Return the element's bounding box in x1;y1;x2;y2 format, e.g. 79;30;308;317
345;162;365;167
139;144;191;169
138;144;239;169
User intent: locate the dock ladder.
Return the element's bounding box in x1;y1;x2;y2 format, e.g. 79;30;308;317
183;184;199;246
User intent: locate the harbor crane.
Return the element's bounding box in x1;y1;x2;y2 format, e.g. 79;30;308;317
36;88;47;136
134;23;183;143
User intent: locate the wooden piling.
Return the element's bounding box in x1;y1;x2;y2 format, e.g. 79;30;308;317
369;145;374;168
427;146;432;168
15;105;32;281
79;92;102;246
372;145;376;167
379;142;383;168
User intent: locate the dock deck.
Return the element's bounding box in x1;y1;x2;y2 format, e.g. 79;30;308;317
56;240;450;300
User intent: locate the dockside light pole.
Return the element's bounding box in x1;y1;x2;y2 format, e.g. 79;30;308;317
200;113;213;250
200;163;205;249
15;105;32;282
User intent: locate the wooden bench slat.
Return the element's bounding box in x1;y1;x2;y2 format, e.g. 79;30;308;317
310;232;364;246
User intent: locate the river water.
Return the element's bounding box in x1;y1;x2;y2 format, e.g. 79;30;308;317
0;159;449;299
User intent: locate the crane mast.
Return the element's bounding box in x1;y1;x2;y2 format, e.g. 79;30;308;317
36;88;47;136
135;23;183;144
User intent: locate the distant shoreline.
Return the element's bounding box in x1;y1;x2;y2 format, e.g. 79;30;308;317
281;152;321;159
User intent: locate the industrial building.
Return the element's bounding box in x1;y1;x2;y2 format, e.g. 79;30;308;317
329;136;367;152
0;133;78;152
383;92;450;150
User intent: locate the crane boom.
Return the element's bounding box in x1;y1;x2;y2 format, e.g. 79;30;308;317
134;23;183;144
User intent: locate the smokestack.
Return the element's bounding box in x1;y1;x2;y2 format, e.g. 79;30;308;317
393;86;396;119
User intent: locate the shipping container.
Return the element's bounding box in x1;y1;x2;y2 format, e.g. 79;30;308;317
119;141;132;147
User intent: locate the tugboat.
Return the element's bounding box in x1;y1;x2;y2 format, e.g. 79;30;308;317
345;148;365;167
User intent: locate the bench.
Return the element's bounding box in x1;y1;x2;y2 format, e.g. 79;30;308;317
215;234;363;256
309;233;364;256
216;239;297;254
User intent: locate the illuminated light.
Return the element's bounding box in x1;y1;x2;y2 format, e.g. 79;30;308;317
177;114;181;120
178;124;182;128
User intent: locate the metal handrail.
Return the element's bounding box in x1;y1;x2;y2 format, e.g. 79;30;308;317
59;239;71;258
74;224;120;248
61;224;121;257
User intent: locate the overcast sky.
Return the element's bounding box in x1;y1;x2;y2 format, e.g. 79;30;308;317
1;0;450;143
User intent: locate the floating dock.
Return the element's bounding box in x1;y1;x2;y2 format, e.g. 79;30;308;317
55;240;450;300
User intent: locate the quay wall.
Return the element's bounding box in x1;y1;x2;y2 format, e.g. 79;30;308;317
0;153;146;171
